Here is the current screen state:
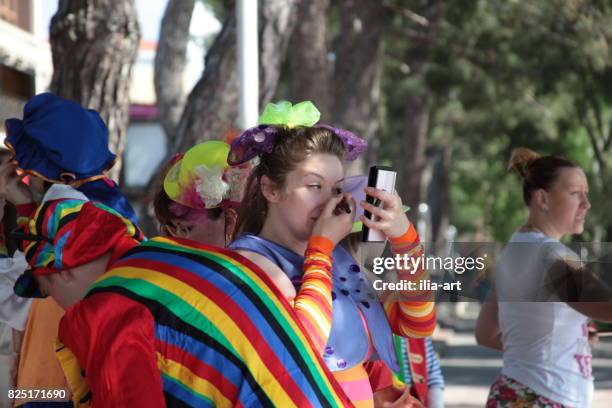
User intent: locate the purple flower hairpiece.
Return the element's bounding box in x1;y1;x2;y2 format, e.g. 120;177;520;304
227;125;279;165
315;124;368;162
227;123;368;165
228;101;367;165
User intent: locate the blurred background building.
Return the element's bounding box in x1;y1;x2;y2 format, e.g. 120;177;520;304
0;0;52;142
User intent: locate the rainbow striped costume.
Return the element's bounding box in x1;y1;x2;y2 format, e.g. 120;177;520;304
57;237;351;407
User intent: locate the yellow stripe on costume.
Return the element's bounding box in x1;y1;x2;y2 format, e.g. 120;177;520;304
294;300;332;335
156;352;232;408
398;327;432;338
300;277;333;301
28;201;85;236
398;302;435;318
56;202;85;222
55;339;92;408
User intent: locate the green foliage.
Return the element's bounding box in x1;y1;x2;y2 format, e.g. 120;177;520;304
379;0;612;241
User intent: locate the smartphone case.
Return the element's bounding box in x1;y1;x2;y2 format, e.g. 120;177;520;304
362;166;397;242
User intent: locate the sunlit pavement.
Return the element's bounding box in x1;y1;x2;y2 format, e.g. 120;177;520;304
435;303;612;407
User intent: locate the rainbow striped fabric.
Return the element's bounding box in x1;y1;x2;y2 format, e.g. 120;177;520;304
384;224;437;338
74;237;351;407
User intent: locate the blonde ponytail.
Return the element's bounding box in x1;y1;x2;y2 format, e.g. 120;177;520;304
508;147;539;178
507;148;578;205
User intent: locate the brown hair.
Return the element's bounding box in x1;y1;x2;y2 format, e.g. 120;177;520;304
508;147;579;206
235;126;346;235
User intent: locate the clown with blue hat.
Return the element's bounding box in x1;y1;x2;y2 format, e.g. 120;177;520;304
3;92;137;224
1;92;141;407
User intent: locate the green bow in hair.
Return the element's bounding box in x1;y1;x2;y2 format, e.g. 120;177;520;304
258;101;320;128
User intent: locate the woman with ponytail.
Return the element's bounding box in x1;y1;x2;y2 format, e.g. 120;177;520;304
475;147;612;407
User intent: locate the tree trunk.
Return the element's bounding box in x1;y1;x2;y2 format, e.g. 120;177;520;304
287;0;331;119
49;0;140;181
172;0;296;154
259;0;297;107
171;10;237;154
154;0;196;140
332;0;388;175
398;94;429;225
394;0;442;231
427;146;450;244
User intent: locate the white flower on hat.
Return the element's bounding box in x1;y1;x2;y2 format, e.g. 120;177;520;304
194;164;229;208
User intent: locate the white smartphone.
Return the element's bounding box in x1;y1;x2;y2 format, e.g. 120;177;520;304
362;166;397;242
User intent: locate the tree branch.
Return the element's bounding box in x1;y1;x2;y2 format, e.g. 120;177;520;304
154;0;196;140
605;118;612;151
579;105;607;172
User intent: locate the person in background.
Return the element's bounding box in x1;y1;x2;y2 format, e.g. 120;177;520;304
0;149;32;407
475;148;612;407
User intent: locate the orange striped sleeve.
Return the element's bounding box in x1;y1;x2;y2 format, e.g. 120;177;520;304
290;235;334;355
382;224;436;338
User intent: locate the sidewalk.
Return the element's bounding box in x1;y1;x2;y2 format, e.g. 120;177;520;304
435;303;612;407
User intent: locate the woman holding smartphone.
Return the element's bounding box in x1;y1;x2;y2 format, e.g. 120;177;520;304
228;101;436;408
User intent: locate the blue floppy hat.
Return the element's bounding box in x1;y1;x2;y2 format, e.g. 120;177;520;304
4;93;117;186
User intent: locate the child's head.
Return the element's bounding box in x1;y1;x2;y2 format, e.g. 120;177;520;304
153;185;226;244
14;199;144;309
154;141;249;246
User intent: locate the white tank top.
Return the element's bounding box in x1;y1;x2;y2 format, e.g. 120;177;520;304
496;231;593;407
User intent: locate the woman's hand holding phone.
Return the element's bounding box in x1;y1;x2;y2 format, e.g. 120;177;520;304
312;192;356;246
360;187;410;239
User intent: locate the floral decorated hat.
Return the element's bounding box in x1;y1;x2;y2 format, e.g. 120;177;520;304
163;141;252;210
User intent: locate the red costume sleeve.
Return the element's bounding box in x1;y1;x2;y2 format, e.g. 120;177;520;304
364;360;395;392
59;292;165;407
